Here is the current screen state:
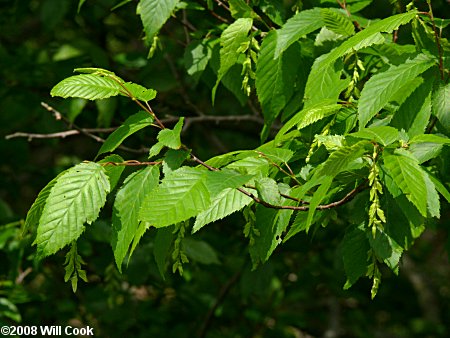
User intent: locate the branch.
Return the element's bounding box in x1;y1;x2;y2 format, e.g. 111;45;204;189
424;1;444;80
5;128;116;140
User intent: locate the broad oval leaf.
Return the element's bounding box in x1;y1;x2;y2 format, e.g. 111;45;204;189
139;167;210;227
112;166;160;271
35;162;110;257
349;126;400;146
139;0;179;42
51;74;122;100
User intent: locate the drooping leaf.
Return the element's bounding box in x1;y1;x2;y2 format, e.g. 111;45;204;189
183;238;220;265
432;83;450;129
97;154;125;190
163;149;190;175
275;8;324;58
228;0;259;19
255;177;281;205
96;97;117;128
97;111;154;156
154;226;174;279
184;39;214;77
139;167;210;227
321;8;355;36
423;171;440;218
304;55;349;108
112;166;160;271
349;126;400;146
256;31;299;123
358;53;435;128
390;77;433;137
305;176;333;231
139;0;179;42
35;162;110;257
368;230;403;274
427;173;450;203
276;102;341;139
342;225;370;289
51;74;122;100
383;150;428;216
213;18;253;100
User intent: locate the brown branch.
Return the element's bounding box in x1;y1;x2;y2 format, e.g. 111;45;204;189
423;1;444;80
336;0;362;31
99;160;162;166
5;128;116;140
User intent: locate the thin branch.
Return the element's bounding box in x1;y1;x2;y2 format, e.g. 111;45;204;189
424;1;444;80
336;0;362;31
99;160;162;166
5;128;116;140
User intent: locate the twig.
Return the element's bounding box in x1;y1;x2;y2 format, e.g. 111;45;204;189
198;269;242;338
5;128;116;140
424;1;444;80
336;0;361;31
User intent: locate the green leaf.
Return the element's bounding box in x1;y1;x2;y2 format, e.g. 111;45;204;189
51;74;122;100
315;141;368;178
157;117;184;149
342;226;370;289
35;162;110;257
24;172;65;235
423;171;440;218
139;167;210;227
123;82;157;101
304;56;349;108
410;134;450;145
183;238;220;265
432;83;450;129
205;169;253;196
96;97;117;128
163;149;190;175
97;154;125;191
184;39;214;77
321;8;355;36
112;166;160;271
97;111;154;156
349;126;399;146
255;178;281;205
428;173;450;203
213;18;253;101
409;142;443;164
276;102;341;139
64;243;87;292
193;188;253;233
306;176;333;231
368;230;403;274
383;150;428;216
358;53;436;128
390;77;433;137
228;0;259;19
154;226;174;279
256;31;299;123
139;0;179;42
275;8;324;58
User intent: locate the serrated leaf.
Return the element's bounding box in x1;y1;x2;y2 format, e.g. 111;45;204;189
358;54;436;128
139;0;179;42
277;102;341;139
97;111;153;156
390;77;433;137
342;226;370;289
304;56;349;108
193;188;252;232
183;238;220;265
163;149;190;175
349;126;399;146
427;173;450;203
139;167;210;227
315;141;368;178
423;171;440;218
97;154;125;190
157;117;184;149
275;8;324;58
24;172;64;235
184;39;214;77
256;31;299;123
432;83;450;129
321;8;355;36
368;230;403;274
306;176;333;231
255;178;281;205
205;169;253;196
383;150;428;216
123;82;157;101
51;74;122;100
410;134;450;145
112;166;160;271
35;162;110;257
213;18;253;101
229;0;259;19
154;226;174;279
